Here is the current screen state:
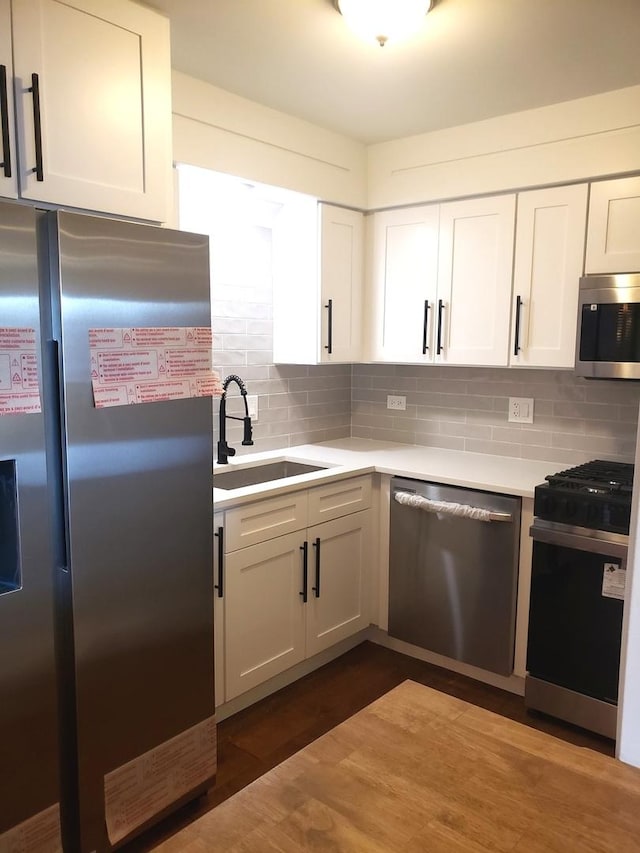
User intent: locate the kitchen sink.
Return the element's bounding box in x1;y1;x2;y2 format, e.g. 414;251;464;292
214;461;328;490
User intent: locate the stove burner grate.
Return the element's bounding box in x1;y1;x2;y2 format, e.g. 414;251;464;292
545;459;634;495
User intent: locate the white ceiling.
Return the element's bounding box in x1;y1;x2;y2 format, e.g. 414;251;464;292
141;0;640;145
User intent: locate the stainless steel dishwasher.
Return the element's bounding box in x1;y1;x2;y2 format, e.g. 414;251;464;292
388;477;521;676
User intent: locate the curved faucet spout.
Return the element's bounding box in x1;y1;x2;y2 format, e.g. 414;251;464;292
222;374;248;396
217;374;254;465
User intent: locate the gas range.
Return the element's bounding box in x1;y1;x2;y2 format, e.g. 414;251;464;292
534;460;634;535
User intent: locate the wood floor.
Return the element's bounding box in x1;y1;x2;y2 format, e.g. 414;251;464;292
150;680;640;853
123;641;615;852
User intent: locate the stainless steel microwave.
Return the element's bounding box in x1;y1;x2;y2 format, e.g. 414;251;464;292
575;274;640;379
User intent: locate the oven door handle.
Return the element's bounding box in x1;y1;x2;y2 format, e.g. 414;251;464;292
530;523;628;559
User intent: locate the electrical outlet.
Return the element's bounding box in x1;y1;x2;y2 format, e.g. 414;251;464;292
387;395;406;411
508;397;534;424
247;395;258;421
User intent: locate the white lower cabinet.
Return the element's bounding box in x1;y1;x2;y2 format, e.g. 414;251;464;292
216;476;372;704
225;532;307;700
306;512;372;658
213;514;225;708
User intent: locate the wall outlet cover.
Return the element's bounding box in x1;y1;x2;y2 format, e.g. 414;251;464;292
387;395;407;411
508;397;534;424
247;395;259;421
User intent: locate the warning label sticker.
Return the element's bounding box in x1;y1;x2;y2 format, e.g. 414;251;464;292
89;327;223;409
0;802;62;852
0;327;42;416
602;562;626;600
104;715;217;845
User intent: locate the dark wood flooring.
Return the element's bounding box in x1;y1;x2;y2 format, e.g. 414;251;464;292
124;641;615;852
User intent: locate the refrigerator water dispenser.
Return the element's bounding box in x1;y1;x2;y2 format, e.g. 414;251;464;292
0;460;20;594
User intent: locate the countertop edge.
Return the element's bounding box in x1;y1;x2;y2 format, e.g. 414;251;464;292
212;439;569;511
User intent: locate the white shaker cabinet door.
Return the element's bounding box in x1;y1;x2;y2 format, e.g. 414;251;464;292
437;195;516;366
511;184;587;368
319;204;363;363
0;0;17;199
11;0;171;221
368;204;439;363
213;515;225;709
224;532;306;701
586;177;640;274
305;511;371;658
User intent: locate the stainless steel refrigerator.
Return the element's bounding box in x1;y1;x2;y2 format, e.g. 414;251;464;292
0;202;216;852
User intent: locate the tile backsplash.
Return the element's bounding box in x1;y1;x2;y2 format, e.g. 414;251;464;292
185;169;640;466
210;223;640;465
351;364;640;465
211;224;351;455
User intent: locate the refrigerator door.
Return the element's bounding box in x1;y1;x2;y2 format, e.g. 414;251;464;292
0;203;60;843
49;211;215;851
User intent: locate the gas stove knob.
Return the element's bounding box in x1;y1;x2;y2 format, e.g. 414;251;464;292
586;503;602;527
562;498;577;521
539;493;555;516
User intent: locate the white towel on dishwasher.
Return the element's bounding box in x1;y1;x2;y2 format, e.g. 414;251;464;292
393;490;494;522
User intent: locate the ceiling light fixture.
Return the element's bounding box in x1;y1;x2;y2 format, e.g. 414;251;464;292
334;0;432;48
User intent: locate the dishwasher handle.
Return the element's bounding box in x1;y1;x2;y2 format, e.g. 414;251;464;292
393;490;512;523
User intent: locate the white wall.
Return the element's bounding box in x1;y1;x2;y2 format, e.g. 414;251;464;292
367;84;640;208
618;401;640;766
171;71;367;209
171;74;640;213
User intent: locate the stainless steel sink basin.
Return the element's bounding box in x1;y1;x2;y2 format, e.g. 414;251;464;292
214;461;328;491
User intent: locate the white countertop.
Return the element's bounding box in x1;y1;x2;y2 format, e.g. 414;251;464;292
213;438;567;510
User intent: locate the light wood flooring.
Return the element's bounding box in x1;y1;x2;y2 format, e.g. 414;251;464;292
152;680;640;852
124;641;617;852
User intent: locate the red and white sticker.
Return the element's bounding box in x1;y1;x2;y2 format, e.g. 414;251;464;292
0;327;42;416
89;327;223;409
104;715;216;845
0;802;62;852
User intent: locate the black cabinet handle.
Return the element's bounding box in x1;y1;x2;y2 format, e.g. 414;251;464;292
0;65;11;178
436;299;444;355
214;526;224;598
300;541;308;603
28;73;44;182
312;537;321;597
324;299;333;354
422;301;430;354
514;295;523;356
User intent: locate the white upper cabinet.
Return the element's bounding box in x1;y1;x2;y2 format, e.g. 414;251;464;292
319;204;364;363
273;201;363;364
437;195;516;366
5;0;171;221
511;184;588;369
368;197;515;366
586;177;640;273
367;204;439;362
0;0;17;198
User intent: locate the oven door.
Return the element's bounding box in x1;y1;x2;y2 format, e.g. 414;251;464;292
527;522;626;704
575;275;640;379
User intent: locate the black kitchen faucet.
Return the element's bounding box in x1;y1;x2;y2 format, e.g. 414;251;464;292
216;374;254;464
